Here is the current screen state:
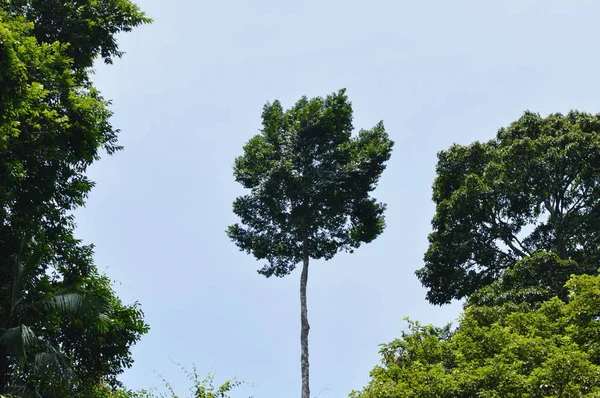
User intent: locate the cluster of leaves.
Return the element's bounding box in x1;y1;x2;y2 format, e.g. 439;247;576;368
418;111;600;305
0;1;150;396
228;89;393;277
352;111;600;397
351;274;600;398
1;0;151;70
1;234;149;397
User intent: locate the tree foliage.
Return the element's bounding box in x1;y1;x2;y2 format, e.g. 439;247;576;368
1;0;151;70
228;89;393;398
0;234;149;397
0;1;150;395
228;88;393;277
354;110;600;397
351;273;600;398
418;111;600;304
466;251;578;307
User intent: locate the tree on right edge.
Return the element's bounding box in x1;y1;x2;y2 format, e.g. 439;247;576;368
417;111;600;305
227;89;393;398
352;111;600;397
350;273;600;398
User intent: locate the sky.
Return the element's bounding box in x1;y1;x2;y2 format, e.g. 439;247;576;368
73;0;600;396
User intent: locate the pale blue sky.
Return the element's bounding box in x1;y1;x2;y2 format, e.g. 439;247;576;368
74;0;600;396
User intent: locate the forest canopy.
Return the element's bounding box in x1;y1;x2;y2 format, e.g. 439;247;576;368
353;111;600;397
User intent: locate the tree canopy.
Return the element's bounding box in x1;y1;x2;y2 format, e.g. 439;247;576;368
351;273;600;398
228;89;393;277
353;110;600;397
0;1;150;396
1;0;151;70
418;111;600;305
228;89;393;398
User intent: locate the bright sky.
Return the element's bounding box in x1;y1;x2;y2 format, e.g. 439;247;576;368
74;0;600;396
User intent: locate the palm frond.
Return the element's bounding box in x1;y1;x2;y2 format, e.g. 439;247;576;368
1;326;74;397
33;343;74;381
10;237;46;316
0;325;37;359
39;293;86;314
97;312;113;332
5;382;41;398
34;291;113;332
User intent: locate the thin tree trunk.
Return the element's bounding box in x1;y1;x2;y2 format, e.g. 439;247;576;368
300;240;310;398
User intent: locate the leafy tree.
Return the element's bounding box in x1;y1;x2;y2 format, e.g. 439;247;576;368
351;273;600;398
227;89;393;398
0;236;83;395
58;273;149;390
0;235;149;397
0;1;150;395
418;111;600;304
1;0;151;70
0;0;150;256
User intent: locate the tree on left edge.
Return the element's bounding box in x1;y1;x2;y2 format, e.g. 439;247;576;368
0;2;151;397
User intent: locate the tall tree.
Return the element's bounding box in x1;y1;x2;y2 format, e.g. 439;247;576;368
418;111;600;305
0;0;151;394
227;89;393;398
0;0;150;264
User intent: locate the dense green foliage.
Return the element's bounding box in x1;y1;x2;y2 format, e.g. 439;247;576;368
0;1;150;396
466;251;578;307
228;89;393;398
351;274;600;398
418;111;600;305
354;111;600;397
228;89;393;277
1;0;151;70
4;1;598;396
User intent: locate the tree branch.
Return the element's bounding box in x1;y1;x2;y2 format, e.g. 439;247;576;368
488;212;530;258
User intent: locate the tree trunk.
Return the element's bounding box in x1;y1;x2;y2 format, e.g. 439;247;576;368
300;240;310;398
